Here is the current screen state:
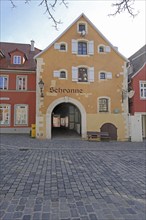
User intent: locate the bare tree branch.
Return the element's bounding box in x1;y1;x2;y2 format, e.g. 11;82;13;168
109;0;138;17
9;0;138;30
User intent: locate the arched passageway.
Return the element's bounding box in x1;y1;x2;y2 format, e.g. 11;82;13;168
46;97;86;139
52;103;81;138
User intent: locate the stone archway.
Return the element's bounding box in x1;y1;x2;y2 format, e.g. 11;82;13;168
46;97;86;139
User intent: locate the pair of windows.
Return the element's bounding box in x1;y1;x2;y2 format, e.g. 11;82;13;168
0;104;28;126
54;67;94;82
0;76;27;90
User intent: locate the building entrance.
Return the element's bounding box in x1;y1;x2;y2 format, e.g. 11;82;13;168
52;103;81;138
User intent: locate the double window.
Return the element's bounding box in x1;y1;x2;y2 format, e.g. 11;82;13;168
72;40;94;55
13;56;21;64
0;76;8;90
16;76;27;90
78;42;87;55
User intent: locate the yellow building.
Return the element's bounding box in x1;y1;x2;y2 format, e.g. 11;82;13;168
35;13;129;141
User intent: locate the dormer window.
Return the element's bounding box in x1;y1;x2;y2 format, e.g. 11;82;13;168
13;55;21;64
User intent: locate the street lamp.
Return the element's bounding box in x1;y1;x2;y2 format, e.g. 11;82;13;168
38;79;44;97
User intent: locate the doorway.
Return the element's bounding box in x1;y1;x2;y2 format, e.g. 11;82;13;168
52;103;81;138
46;97;87;139
100;123;117;140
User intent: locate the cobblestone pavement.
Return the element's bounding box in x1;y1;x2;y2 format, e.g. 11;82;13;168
0;134;146;220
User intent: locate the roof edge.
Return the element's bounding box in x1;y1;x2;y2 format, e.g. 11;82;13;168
34;13;128;61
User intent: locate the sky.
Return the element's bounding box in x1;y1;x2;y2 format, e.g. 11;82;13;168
1;0;146;58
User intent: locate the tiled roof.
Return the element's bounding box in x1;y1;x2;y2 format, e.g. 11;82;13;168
128;45;146;79
0;42;41;71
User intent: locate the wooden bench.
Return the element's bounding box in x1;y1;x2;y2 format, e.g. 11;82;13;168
87;131;99;141
87;131;110;141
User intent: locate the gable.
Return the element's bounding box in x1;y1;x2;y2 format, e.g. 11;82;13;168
34;13;127;62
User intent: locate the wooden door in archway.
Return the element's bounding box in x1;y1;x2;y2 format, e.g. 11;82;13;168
100;123;117;140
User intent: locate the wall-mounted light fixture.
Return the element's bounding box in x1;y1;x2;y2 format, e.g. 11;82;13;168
38;79;44;97
122;88;135;103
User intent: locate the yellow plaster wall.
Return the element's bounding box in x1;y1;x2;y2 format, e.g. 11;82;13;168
87;113;127;141
36;15;128;140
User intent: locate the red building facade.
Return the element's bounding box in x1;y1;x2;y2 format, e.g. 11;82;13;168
0;41;41;133
128;45;146;138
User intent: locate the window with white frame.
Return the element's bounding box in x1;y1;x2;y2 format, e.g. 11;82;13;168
0;104;10;125
78;42;87;55
77;22;87;34
99;72;106;80
79;23;86;32
98;45;111;53
16;76;27;90
53;70;67;79
15;105;28;125
54;42;67;52
140;81;146;99
72;66;94;83
60;71;66;79
60;43;66;51
98;98;109;112
72;40;94;55
13;55;21;64
99;71;112;80
0;76;8;90
78;67;88;82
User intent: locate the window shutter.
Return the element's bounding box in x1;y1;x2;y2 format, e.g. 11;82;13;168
53;70;60;77
72;40;77;54
105;46;111;53
88;41;94;55
88;67;94;82
54;43;60;50
72;67;78;81
106;72;112;79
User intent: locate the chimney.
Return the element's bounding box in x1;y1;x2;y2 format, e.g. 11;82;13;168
31;40;35;51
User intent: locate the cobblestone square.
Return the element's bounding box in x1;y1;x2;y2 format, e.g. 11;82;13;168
0;134;146;220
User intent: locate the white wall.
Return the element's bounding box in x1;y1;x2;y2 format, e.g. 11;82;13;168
130;115;143;142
